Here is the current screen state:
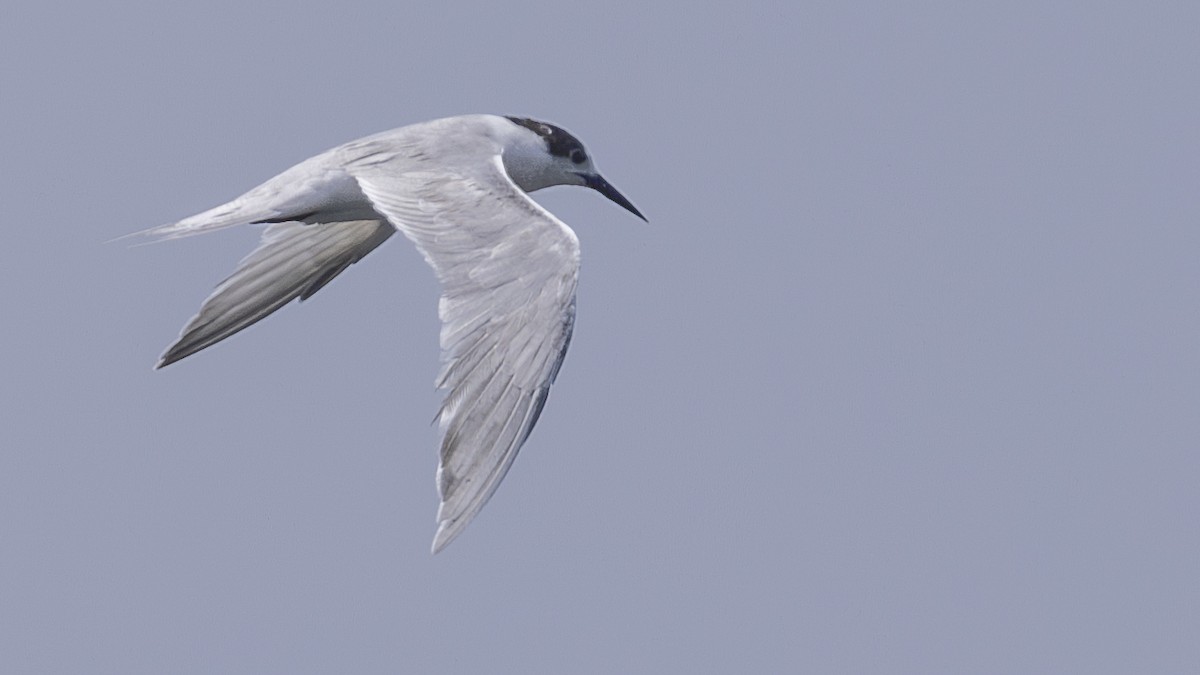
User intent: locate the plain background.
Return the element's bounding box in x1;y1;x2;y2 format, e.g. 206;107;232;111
2;2;1197;673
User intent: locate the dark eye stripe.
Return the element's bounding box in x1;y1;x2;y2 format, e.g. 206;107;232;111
506;116;588;161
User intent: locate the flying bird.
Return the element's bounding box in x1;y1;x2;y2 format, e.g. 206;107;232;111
133;114;645;552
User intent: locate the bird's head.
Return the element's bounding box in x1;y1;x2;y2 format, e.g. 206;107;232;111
502;116;646;221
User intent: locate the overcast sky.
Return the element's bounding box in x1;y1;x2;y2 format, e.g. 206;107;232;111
2;2;1197;673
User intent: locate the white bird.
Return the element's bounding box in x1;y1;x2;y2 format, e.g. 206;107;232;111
134;114;645;553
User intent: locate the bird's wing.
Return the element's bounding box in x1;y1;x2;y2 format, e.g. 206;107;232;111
134;152;401;367
157;219;393;367
352;155;581;553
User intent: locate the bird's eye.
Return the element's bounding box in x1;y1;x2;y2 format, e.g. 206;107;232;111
569;149;587;164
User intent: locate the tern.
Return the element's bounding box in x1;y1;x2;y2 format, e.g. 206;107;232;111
134;114;645;552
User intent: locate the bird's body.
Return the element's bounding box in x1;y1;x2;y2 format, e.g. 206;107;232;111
136;114;644;552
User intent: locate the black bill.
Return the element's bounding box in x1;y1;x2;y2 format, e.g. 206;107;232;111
580;173;647;222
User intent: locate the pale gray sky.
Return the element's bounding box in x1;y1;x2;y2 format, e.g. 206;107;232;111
2;2;1197;673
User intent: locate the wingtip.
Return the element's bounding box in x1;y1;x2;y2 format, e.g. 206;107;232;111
155;347;182;370
431;517;470;554
430;527;453;555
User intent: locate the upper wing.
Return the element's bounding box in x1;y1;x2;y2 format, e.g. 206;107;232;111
136;153;400;367
353;155;581;553
157;219;393;367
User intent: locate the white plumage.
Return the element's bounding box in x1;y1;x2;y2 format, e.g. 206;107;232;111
134;114;644;553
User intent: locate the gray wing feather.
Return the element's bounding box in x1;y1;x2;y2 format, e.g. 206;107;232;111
353;155;581;553
137;155;397;367
157;219;393;367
